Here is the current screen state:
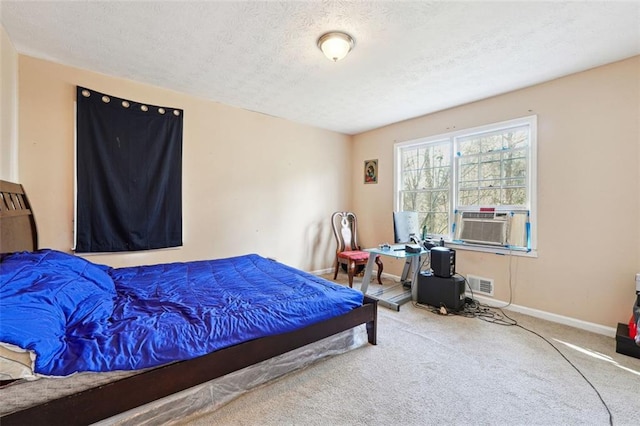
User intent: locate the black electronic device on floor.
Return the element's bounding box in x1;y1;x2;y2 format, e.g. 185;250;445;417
430;247;456;278
417;272;465;311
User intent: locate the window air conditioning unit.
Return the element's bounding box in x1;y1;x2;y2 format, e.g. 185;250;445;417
458;211;508;246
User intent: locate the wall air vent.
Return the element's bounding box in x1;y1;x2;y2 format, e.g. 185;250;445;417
458;211;508;246
467;274;494;296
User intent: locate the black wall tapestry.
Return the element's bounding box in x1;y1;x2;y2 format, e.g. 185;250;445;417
75;86;183;253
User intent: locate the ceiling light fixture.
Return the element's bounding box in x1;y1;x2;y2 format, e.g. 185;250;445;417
317;32;355;62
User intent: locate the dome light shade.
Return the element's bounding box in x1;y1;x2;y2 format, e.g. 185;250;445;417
317;32;355;62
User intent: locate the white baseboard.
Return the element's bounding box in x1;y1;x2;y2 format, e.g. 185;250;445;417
468;293;617;338
381;272;399;280
311;267;334;275
314;270;615;337
311;268;388;277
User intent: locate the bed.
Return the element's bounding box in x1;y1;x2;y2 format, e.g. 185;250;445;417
0;180;378;425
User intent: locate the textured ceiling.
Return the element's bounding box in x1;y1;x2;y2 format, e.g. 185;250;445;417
2;1;639;135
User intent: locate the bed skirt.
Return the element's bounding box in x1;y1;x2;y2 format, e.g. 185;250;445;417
1;326;366;423
94;325;367;425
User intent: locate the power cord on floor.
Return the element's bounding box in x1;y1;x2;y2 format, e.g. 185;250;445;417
412;283;613;426
514;319;614;426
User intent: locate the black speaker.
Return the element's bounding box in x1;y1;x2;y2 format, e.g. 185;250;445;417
417;273;465;311
430;247;455;278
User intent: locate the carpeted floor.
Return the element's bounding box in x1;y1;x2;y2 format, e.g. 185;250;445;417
179;274;640;426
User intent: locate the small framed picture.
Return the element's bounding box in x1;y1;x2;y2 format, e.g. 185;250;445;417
364;159;378;184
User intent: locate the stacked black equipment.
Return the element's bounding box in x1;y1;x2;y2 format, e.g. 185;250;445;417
418;247;465;311
431;247;456;278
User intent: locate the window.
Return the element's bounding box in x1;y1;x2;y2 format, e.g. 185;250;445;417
394;115;537;254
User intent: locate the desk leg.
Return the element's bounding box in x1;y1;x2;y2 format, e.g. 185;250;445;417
400;258;412;284
360;254;377;295
410;255;422;301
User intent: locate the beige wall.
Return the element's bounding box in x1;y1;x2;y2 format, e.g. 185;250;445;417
0;25;18;181
353;56;640;329
18;55;352;271
13;49;640;330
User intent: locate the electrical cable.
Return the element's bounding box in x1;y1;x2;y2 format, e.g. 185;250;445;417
514;320;614;426
413;280;613;425
473;242;607;402
414;297;613;424
412;240;610;422
477;244;516;309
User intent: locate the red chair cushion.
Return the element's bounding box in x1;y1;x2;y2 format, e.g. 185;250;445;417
338;251;370;262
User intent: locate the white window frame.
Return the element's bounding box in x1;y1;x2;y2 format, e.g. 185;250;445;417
394;115;537;257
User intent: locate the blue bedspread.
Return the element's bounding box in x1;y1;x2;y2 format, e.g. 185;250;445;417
0;250;363;376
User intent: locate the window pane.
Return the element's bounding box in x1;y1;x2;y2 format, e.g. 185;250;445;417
400;189;450;236
399;141;451;233
456;124;529;209
402;169;419;191
430;144;451;166
503;187;526;205
426;190;449;212
402;149;419;170
478;153;501;180
458;138;480;156
459;162;478;184
400;191;418;211
503;127;529;149
402;191;449;213
426;212;449;235
459;125;529;153
430;166;450;189
400;144;451;193
482;134;503;153
459;189;478;206
417;170;430;189
413;191;430;212
405;167;450;190
478;188;500;205
502;157;526;179
504;148;527;160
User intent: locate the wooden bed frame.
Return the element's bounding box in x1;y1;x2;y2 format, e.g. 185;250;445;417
0;180;378;425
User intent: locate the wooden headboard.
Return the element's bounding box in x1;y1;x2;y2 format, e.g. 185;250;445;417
0;180;38;254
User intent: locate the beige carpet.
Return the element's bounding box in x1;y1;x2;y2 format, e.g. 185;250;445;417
179;274;640;426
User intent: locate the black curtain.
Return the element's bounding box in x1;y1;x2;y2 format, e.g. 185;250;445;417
75;87;183;253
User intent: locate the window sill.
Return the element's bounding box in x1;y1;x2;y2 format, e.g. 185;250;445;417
445;241;538;258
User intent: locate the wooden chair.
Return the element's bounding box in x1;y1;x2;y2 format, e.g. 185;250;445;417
331;211;383;288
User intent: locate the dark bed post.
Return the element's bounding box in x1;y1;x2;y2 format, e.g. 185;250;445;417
0;180;38;253
364;296;378;345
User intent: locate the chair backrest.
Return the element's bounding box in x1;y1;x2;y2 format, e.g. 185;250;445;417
331;211;360;253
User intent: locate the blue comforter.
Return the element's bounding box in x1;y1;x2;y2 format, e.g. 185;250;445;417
0;250;363;376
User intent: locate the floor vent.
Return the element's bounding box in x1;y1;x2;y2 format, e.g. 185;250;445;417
467;274;494;296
